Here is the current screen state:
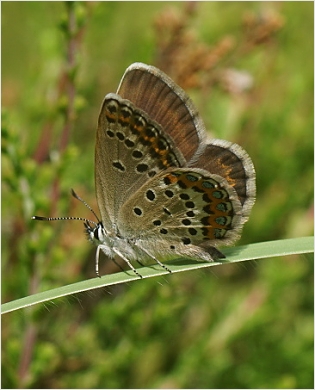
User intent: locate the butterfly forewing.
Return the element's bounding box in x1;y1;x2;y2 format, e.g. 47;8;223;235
95;93;186;227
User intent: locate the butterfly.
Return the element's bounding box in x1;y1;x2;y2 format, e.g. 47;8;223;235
33;63;256;278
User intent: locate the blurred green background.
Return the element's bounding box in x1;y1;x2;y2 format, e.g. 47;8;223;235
2;2;313;388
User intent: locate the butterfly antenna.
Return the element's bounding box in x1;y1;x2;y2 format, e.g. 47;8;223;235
32;189;100;227
70;189;101;222
32;215;98;227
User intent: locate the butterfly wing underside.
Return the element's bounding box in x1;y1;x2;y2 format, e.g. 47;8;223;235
117;168;243;261
95;93;186;229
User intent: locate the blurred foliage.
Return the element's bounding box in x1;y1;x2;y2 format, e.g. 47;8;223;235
2;2;313;389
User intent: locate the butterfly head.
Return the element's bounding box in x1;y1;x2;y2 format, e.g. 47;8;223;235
84;220;106;245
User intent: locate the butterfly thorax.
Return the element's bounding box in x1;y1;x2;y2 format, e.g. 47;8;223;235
85;220;138;260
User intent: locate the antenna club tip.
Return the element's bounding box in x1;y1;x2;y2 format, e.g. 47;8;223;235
71;188;78;198
32;216;46;221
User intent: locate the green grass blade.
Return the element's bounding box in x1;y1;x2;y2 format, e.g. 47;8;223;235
2;237;313;314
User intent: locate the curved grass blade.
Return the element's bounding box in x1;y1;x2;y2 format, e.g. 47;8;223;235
2;237;313;314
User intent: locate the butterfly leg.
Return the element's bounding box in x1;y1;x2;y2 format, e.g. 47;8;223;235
111;257;127;273
95;246;101;278
135;243;172;274
95;245;126;277
112;248;143;279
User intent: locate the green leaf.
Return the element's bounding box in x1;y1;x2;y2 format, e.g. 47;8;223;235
1;236;313;314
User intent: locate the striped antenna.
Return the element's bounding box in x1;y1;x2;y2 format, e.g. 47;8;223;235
32;189;100;227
